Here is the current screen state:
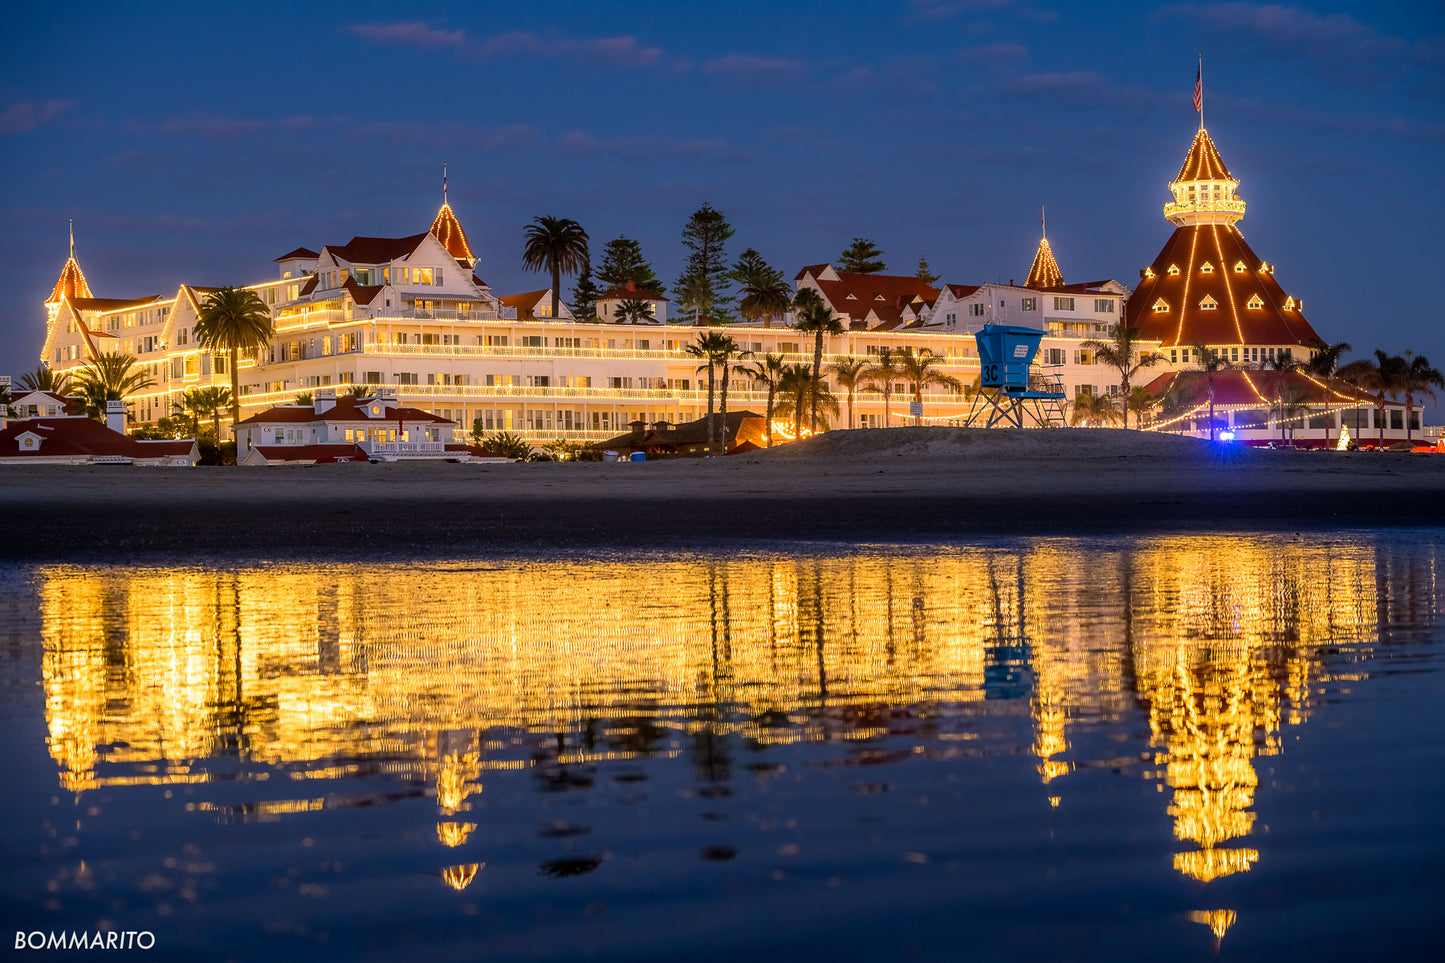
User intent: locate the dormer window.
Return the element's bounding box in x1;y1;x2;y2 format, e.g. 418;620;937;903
1283;297;1296;310
1200;262;1214;274
1234;261;1248;273
1247;295;1263;309
1199;295;1218;310
1167;265;1180;276
1153;298;1170;313
1143;267;1155;279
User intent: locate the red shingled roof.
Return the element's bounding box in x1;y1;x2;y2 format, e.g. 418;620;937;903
1126;223;1320;348
1140;369;1374;408
249;444;370;464
598;280;667;301
235;396;454;427
47;258;93;304
429;204;475;263
67;296;162;312
324;233;430;265
0;418;195;461
1175;128;1234;183
273;247;320;262
809;269;938;327
343;277;384;305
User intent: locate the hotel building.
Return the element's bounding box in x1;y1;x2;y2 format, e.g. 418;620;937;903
33;122;1420;447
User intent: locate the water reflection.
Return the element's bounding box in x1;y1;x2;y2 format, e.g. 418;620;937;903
16;534;1440;955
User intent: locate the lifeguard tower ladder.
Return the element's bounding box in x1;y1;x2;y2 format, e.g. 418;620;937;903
963;324;1068;428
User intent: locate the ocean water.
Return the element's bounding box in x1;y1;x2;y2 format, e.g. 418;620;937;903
0;533;1441;962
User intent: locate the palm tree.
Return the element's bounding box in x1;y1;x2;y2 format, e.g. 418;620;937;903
18;363;73;397
1398;352;1444;444
744;353;788;446
1277;382;1314;447
294;391;314;407
793;291;845;432
897;348;963;426
826;356;870;429
1338;356;1386;446
1068;391;1120;427
614;297;653;324
1126;386;1158;428
1189;342;1235;442
1081;325;1165;428
738;277;793;328
181;385;232;441
194;286;274;434
522;216;589;320
777;365;838;438
1302;339;1352;447
864;347;905;427
1256;352;1300;443
686;332;734;454
73;352;156;421
711;336;750;456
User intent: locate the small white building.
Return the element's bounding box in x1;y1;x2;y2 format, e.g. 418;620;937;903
234;388;457;462
596;281;669;324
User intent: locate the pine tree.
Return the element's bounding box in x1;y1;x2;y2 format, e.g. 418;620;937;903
675;203;736;323
570;261;602;321
915;255;939;285
839;238;885;274
729;248;783;289
597;236;665;294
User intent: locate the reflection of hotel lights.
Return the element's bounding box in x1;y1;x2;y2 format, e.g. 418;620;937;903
34;540;1382;888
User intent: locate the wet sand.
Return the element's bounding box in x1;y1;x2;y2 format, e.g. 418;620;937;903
2;428;1442;561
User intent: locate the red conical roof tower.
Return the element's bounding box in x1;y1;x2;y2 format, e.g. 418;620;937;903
1126;128;1319;350
1025;207;1064;288
47;220;92;305
429;164;477;268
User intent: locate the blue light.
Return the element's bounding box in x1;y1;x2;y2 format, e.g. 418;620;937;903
1219;430;1236;442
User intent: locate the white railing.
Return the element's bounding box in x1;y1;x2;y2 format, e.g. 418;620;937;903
367;441;447;456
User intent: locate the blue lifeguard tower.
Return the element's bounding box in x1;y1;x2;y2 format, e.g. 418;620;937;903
963;324;1068;428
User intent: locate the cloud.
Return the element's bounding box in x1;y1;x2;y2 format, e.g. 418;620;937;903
1156;3;1403;60
957;42;1030;61
126;114;340;141
0;100;75;133
348;21;665;67
556;130;753;163
702;54;808;80
995;71;1163;109
907;0;1019;22
349;21;466;48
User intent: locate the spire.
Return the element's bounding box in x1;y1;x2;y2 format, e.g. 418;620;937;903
1025;211;1064;288
47;223;93;305
1165;127;1244;227
430;185;477;268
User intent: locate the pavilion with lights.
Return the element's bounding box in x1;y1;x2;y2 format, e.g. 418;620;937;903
1128;125;1415;446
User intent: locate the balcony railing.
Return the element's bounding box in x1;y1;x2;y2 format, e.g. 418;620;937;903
367;441;447;456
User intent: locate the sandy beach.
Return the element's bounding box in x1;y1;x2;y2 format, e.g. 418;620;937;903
2;428;1442;561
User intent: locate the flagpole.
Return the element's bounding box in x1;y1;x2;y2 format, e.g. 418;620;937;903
1190;54;1202;131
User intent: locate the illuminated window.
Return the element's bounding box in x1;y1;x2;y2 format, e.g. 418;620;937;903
1247;295;1264;309
415;268;434;285
1093;299;1114;313
1167;265;1180;276
1152;298;1169;313
1199;295;1218;310
1283;297;1296;310
1021;298;1036;311
1234;261;1247;273
1143;267;1155;279
1201;262;1214;274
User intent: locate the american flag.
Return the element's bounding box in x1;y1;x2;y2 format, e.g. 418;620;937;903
1193;63;1203;113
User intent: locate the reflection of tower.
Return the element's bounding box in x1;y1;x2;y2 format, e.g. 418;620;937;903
432;729;481;850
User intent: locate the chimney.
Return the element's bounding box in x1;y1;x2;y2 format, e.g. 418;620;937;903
315;388;336;414
626;280;637;292
106;400;126;434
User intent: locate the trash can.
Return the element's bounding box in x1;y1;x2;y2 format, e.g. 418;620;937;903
629;452;646;463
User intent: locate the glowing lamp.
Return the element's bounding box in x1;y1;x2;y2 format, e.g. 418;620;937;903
1219;430;1235;442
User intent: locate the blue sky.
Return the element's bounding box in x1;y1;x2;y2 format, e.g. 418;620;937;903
1;0;1441;400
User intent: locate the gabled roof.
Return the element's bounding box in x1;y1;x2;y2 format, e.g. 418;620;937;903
235;396;454;427
1175;128;1234;183
1039;279;1123;294
297;275;319;297
1025;237;1064;288
343;277;384;305
944;284;982;299
0;418;195;460
593;410;764;451
1125;223;1320;348
273;247;320;262
67;296;162;312
498;290;551;321
808;268;938;327
598;280;668;302
323;233;430;265
47;257;93;304
429;203;475;264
